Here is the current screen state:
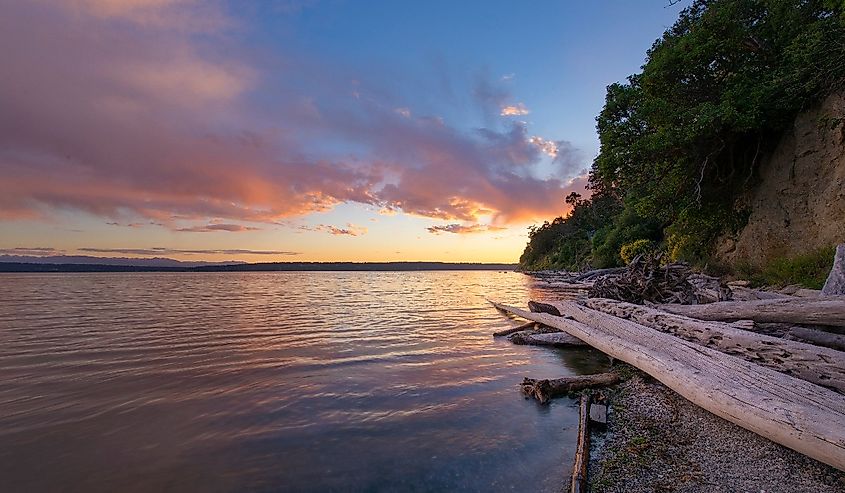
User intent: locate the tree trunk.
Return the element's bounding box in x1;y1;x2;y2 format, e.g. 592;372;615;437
570;394;591;493
489;300;845;471
520;372;619;404
657;297;845;327
580;298;845;394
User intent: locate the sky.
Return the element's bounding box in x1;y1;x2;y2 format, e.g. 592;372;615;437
0;0;685;263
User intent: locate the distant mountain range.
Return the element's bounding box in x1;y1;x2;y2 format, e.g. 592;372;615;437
0;256;517;272
0;255;242;268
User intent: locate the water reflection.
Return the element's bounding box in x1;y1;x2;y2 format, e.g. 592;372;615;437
0;271;606;492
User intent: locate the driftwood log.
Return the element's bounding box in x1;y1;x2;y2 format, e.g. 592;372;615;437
493;321;537;337
578;298;845;393
489;300;845;471
509;331;587;347
729;286;794;301
788;326;845;352
657;297;845;327
570;394;591;493
528;300;561;316
520;372;619;404
573;267;626;282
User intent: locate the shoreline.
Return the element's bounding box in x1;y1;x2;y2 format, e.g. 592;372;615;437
588;366;845;492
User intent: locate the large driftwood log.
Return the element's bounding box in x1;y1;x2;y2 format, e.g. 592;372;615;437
489;300;845;471
493;321;536;337
520;372;619;404
657;297;845;327
579;298;845;393
510;331;588;347
570;394;591;493
788;326;845;352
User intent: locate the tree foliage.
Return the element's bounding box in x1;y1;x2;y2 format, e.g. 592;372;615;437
520;0;845;271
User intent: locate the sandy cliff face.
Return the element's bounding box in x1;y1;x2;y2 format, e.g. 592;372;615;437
718;91;845;266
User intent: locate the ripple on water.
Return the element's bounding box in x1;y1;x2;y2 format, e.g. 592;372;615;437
0;271;609;493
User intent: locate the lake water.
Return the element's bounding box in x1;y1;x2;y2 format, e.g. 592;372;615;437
0;271;608;492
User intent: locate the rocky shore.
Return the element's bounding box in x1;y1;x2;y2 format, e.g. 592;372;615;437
589;367;845;492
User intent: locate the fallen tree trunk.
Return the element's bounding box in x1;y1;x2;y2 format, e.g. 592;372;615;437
510;331;588;347
788;326;845;352
493;321;536;337
489;300;845;471
657;297;845;327
570;394;591;493
520;372;619;404
580;298;845;393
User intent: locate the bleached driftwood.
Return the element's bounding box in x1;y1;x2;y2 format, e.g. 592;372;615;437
489;300;845;471
823;244;845;295
520;372;618;404
729;286;794;301
573;267;625;282
493;321;537;337
788;326;845;352
580;298;845;393
509;331;587;347
657;297;845;327
570;394;591;493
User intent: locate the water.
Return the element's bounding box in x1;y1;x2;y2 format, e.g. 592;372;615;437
0;271;608;492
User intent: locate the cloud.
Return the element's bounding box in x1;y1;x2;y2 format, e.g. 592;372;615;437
0;1;588;233
300;223;368;236
529;136;559;158
78;247;300;256
176;223;260;232
0;247;63;256
500;103;530;116
426;223;507;235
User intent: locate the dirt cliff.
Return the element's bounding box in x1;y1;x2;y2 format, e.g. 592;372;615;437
717;90;845;266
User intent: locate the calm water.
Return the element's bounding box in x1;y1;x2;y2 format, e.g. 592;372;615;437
0;271;607;492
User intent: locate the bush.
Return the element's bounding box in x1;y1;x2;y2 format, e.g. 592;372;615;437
620;239;656;264
744;246;836;288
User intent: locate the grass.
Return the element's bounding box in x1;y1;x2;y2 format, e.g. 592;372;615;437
735;246;835;289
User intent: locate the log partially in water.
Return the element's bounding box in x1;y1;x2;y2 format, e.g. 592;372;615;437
489;300;845;471
657;297;845;327
570;394;591;493
493;321;536;337
520;372;618;404
580;298;845;394
509;331;588;347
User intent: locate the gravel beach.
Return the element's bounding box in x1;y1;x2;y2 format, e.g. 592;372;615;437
588;368;845;492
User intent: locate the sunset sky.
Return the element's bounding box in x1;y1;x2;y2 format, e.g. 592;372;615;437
0;0;683;263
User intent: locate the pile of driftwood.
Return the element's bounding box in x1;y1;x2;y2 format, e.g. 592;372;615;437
492;245;845;490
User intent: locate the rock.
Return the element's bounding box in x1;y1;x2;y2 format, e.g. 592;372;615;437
822;244;845;295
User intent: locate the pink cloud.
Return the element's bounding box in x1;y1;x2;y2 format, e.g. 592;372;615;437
0;1;589;233
426;224;507;235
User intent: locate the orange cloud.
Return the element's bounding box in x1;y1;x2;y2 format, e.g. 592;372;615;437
1;2;588;234
500;103;529;116
426;223;507;234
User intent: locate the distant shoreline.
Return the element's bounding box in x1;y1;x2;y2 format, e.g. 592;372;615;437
0;262;518;273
